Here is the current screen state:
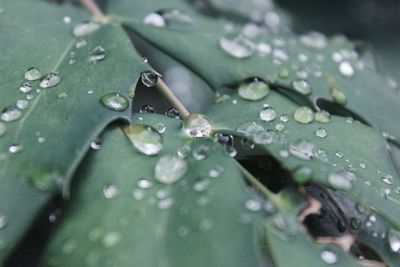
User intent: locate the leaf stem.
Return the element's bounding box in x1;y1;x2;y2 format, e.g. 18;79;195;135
156;78;190;118
79;0;109;23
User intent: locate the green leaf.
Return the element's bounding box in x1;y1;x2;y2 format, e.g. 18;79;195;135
39;114;363;267
107;0;400;142
204;89;400;230
0;0;148;262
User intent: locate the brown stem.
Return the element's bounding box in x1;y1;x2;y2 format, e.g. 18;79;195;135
79;0;104;18
156;78;190;118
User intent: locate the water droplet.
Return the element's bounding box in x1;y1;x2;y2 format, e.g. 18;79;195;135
63;16;71;24
157;197;175;209
320;250;337;264
260;105;277;122
241;138;255;150
154;122;166;133
257;43;271;55
140;104;155;113
124;125;162;156
141;71;159;87
388;228;400;253
183;113;212;137
289;139;316;160
300;32;327;49
199;219;213;232
24;67;41;81
292;80;312;95
0;211;8;230
0;122;6;137
19;82;32;93
177;226;190;237
237;121;273;144
280;114;289;122
335;152;343;158
245;199;262;212
193;177;210;192
315;128;328;138
238;78;269;101
328;171;354;191
100;93;129;111
90;139;101;150
330;87;347;105
16;99;29;110
294;106;314;124
293;165;312;183
39;73;60;88
102;231;121;248
359;162;366;169
73;21;100;37
315;110;330;123
165;107;180;119
177;143;191;158
132;189;145;200
214;133;233;148
339;61;354;77
103;184;118;199
382;174;393;185
155;155;188;184
9;143;23;154
89;45;106;62
192;144;209;160
144;9;193;30
1;106;22;122
275;123;285;131
137;178;154;189
219;34;255;59
75;39;87;48
209;164;224;178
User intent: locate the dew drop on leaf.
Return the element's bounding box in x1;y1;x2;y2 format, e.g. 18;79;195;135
315;128;328;138
102;231;121;248
9;143;23;154
155;155;188;184
39;73;61;88
330;87;347;105
245;199;262;212
124;125;163;156
103;184;118;199
192;144;209;160
1;106;22;122
73;21;100;37
328;171;354;191
19;82;32;93
300;32;327;49
144;9;193;30
165;107;180;119
388;228;400;253
16;99;29;110
381;174;393;185
75;39;87;49
280;114;289;122
183;113;212;137
89;45;107;62
294;106;314;124
293;165;312;183
260;105;277;122
209;164;224;178
100;93;129;111
288;139;316;160
292;79;312;95
193;177;211;192
339;61;354;77
177;143;191;158
238;78;269;101
315;110;330;123
320;249;337;264
137;178;154;189
219;34;255;59
24;67;41;81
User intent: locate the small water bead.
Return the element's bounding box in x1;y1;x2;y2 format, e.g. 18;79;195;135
193;177;211;192
137;178;154;189
260;105;277;122
9;143;23;154
382;174;393;185
63;16;71;24
300;32;327;49
39;73;60;88
68;58;75;65
165;107;180;119
209;164;224;178
315;128;328;138
279;67;289;79
183;113;212;137
320;250;337;264
388;228;400;253
132;189;145;200
219;34;255;59
1;106;22;122
16;99;29;110
90;139;101;150
192;144;209;160
140;104;155;114
245;199;262;212
144;9;194;29
124;125;162;156
102;231;121;248
241;138;255;150
237;121;273;144
0;211;8;229
20;82;32;93
89;45;107;62
73;21;100;37
328;171;354;191
24;67;41;81
339;61;354;77
177;226;190;237
157;197;175;209
238;78;269;101
141;71;159;87
155;155;188;184
275;123;285;132
154;122;166;133
177;143;191;158
288;139;316;160
103;184;119;199
75;39;87;48
100;93;129;111
280;114;289;122
294;106;314;124
293;165;312;184
292;80;312;95
315;110;330;123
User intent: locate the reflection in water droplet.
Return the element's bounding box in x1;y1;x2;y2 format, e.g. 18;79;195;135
140;104;155;113
155;155;188;184
24;67;41;81
89;45;107;62
124;125;163;156
260;105;276;122
144;9;193;30
183;113;212;137
388;228;400;253
320;250;337;264
315;110;330;123
238;78;269;101
328;171;354;191
292;80;312;95
73;21;100;37
294;106;314;124
9;143;23;154
39;73;61;88
289;140;316;160
315;128;328;138
1;106;22;122
339;61;354;77
219;34;255;59
103;184;118;199
100;93;129;111
20;82;32;93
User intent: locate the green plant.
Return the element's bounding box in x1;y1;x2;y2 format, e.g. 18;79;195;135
0;0;399;266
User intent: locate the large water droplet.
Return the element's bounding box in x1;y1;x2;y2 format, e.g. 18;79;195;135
289;139;316;160
328;171;354;191
238;78;269;101
260;105;276;122
1;106;22;122
39;73;60;88
320;250;337;264
315;110;330;123
292;80;312;95
155;155;188;184
183;113;212;137
73;21;100;37
144;9;194;30
388;228;400;253
124;125;163;156
89;45;107;62
24;67;41;81
339;61;354;77
219;34;255;59
100;93;129;111
294;106;314;124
